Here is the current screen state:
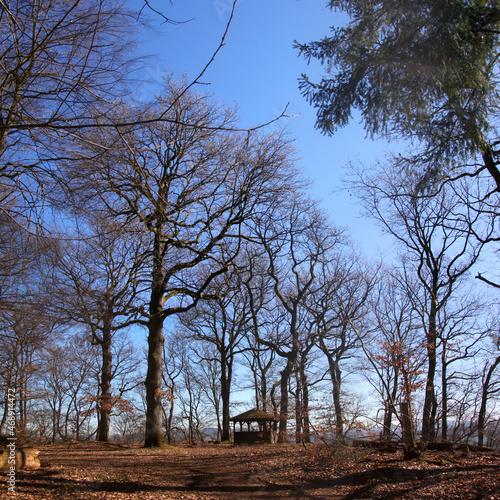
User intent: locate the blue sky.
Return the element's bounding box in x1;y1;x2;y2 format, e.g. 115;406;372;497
135;0;393;256
127;1;496;412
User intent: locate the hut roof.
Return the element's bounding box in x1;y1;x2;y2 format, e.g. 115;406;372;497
230;408;279;422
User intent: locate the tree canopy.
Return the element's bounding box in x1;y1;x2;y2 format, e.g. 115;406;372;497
296;0;500;187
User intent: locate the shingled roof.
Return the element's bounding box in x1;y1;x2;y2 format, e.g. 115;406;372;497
229;408;279;422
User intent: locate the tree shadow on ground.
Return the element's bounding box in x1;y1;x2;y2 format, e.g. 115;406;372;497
16;444;500;499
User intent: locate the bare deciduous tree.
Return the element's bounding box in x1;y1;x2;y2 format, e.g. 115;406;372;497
345;159;491;441
359;268;426;440
248;198;345;442
62;79;302;447
178;266;252;442
0;0;140;229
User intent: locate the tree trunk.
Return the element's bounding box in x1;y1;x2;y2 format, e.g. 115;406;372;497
188;385;194;445
97;321;113;442
441;344;448;442
144;289;166;448
331;363;344;438
383;372;399;440
320;340;344;438
52;407;57;443
300;362;311;443
0;363;15;437
295;370;302;443
220;358;231;442
382;403;393;441
261;373;267;412
259;356;273;412
478;355;500;448
400;402;419;460
270;379;280;417
421;296;438;442
253;369;260;411
278;360;293;443
421;337;437;442
165;384;175;444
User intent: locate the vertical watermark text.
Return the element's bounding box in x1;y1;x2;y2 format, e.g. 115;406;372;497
5;388;16;494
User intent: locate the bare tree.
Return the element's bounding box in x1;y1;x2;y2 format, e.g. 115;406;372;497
477;333;500;448
0;0;141;229
241;325;278;414
0;304;56;437
346;159;491;441
178;265;252;442
35;334;99;441
162;335;184;445
359;268;426;440
247;198;345;442
308;255;375;439
61;79;301;447
177;356;212;445
239;246;281;415
437;295;490;441
43;217;145;442
0;209;61;437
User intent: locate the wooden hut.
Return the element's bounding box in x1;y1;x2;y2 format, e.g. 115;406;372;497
230;408;278;444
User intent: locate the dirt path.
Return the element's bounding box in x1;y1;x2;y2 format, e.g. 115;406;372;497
13;442;339;499
8;441;500;499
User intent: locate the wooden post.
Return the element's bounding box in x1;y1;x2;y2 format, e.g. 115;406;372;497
400;402;420;460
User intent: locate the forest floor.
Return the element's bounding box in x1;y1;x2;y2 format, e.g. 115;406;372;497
6;441;500;499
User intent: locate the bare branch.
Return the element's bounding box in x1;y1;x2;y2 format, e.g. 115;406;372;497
476;273;500;289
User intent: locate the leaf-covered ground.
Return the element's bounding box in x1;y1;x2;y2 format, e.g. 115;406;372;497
9;441;500;499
